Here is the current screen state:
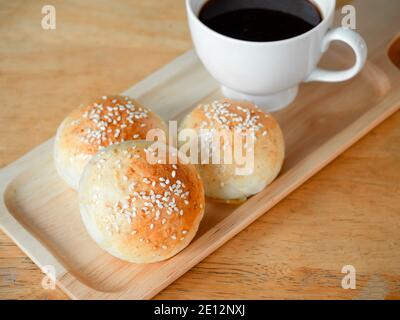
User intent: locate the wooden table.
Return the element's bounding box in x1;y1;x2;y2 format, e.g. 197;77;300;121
0;0;399;300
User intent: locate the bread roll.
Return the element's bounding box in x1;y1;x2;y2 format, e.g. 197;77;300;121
54;95;167;190
179;98;285;201
79;141;205;263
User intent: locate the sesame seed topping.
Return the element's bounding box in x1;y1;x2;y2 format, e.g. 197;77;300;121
198;100;265;139
79;96;149;149
101;152;193;241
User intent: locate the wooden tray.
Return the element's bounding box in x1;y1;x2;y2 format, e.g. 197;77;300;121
0;0;399;300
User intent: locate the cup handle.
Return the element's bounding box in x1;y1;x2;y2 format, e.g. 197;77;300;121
305;27;368;83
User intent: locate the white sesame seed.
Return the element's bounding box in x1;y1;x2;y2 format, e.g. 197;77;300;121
128;182;136;191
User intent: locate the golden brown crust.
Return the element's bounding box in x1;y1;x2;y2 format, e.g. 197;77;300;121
179;98;285;201
181;98;269;136
61;96;166;151
54;96;168;189
79;141;205;263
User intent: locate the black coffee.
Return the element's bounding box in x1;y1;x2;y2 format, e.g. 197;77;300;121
199;0;322;42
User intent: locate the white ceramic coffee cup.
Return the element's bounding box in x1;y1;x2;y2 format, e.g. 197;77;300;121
186;0;368;112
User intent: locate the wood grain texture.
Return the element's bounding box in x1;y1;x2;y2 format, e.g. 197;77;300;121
0;0;399;300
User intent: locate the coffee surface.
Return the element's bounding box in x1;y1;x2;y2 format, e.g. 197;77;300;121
199;0;322;42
